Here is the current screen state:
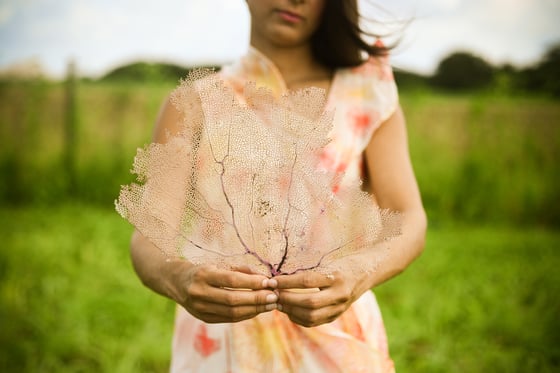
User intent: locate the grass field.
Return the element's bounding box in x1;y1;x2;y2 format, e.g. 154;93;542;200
1;81;558;225
0;204;558;372
1;79;559;371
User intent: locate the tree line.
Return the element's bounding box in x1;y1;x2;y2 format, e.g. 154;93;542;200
98;43;560;97
424;43;560;96
388;43;559;96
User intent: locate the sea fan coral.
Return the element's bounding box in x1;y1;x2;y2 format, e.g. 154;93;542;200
116;70;400;277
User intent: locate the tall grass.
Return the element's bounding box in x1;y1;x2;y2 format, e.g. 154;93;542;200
0;80;173;205
401;91;560;226
1;80;558;227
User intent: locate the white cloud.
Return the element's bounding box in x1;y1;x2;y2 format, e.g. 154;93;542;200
386;0;560;73
0;0;558;78
429;0;462;11
0;4;15;25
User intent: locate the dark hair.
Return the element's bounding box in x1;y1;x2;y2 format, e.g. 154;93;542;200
311;0;391;68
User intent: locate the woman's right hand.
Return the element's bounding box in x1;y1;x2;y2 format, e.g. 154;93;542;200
163;260;279;323
131;230;279;323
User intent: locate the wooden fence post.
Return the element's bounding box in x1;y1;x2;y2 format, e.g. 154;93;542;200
64;59;77;195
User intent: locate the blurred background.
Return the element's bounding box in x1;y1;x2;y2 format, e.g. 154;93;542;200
0;0;558;371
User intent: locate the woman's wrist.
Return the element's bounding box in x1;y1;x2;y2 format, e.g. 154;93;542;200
158;257;194;305
130;230;192;304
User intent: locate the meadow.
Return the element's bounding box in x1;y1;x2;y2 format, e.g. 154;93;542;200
0;79;558;371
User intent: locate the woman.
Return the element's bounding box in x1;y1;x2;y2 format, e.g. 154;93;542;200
129;0;426;371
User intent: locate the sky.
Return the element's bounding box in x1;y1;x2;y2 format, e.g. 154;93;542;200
0;0;559;79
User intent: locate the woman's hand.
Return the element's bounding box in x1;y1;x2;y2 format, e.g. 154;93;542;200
130;230;279;324
274;270;369;327
164;260;280;323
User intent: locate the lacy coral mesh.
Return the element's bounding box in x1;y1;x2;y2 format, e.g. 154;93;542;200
116;70;401;277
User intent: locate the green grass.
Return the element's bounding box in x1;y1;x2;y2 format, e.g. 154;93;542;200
376;225;560;372
1;81;559;227
1;79;558;371
0;204;175;372
0;80;173;204
1;204;558;372
400;92;560;226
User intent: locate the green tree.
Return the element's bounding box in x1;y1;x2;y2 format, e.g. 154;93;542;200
431;51;495;91
99;62;220;83
517;43;560;97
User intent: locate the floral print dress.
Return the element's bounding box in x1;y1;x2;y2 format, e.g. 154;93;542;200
169;47;399;373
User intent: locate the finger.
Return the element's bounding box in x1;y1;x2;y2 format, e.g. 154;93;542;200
193;286;279;307
201;267;271;290
274;271;335;290
194;301;278;323
279;303;345;328
277;288;337;309
231;265;259;275
230;266;277;288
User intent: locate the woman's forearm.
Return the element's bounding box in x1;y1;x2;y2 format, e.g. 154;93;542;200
130;230;193;303
369;208;427;288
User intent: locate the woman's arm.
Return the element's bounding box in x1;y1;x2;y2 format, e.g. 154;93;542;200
275;106;427;327
362;105;427;285
129;98;279;323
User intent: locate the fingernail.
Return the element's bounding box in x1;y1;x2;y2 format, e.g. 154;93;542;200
266;293;278;303
262;279;269;288
267;279;278;288
265;303;277;311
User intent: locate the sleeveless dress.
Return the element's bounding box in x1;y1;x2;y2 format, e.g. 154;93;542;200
169;47;399;373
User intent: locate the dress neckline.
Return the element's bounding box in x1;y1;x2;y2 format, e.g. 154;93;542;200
243;46;339;108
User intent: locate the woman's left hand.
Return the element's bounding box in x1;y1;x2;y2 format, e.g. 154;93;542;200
274;270;368;327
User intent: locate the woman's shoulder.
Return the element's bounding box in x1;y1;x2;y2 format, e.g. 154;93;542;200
331;55;399;124
336;54;395;83
170;69;222;111
153;70;220;142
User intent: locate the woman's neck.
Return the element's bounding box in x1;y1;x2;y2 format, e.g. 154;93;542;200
251;42;332;89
